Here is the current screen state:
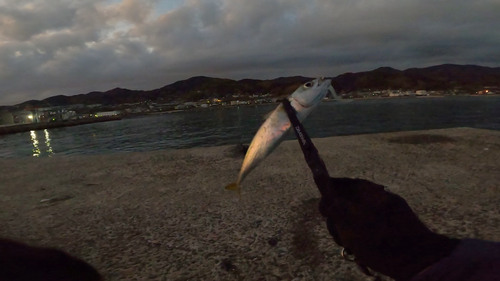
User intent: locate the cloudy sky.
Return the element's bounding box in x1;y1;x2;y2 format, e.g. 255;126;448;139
0;0;499;105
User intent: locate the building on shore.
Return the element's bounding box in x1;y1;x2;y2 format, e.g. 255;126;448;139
0;112;14;125
389;90;402;97
183;102;197;107
13;111;35;124
416;90;428;96
61;111;77;120
95;111;121;117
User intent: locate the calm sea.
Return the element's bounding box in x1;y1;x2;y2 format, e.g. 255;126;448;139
1;96;499;158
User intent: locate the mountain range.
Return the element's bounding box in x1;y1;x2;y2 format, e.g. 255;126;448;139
11;64;500;108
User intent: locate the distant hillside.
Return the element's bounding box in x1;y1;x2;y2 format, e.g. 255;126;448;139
147;76;312;102
16;76;312;108
332;64;500;93
14;64;500;108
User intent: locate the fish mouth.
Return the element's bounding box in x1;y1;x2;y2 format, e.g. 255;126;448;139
317;78;335;97
312;77;333;98
317;77;328;84
316;77;331;89
291;77;332;108
320;77;336;98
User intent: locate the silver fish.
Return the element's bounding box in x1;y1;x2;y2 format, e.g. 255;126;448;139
226;77;334;193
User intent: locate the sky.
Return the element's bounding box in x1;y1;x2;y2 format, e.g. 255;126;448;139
0;0;499;105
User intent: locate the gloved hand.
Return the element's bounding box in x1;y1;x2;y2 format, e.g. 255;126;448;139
319;178;460;281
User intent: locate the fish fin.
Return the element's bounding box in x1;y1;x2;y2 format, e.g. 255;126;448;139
225;182;242;198
225;182;240;191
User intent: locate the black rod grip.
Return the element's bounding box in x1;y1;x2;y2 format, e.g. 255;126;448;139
282;99;332;196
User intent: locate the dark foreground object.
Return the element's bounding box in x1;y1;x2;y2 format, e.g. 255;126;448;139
411;239;500;281
282;98;500;280
0;116;121;136
0;238;102;281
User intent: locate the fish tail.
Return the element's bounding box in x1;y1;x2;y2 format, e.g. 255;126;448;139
225;182;239;191
225;182;242;197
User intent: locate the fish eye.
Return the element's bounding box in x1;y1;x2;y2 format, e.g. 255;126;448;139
304;82;313;88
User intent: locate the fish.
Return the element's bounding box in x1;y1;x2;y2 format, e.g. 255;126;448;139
225;77;334;193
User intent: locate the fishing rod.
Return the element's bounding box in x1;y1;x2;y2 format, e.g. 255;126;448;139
281;98;382;281
280;99;332;197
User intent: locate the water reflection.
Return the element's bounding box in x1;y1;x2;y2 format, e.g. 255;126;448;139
44;129;54;156
30;130;40;157
29;129;54;157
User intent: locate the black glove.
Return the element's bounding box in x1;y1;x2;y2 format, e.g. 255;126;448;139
319;178;460;281
280;99;459;280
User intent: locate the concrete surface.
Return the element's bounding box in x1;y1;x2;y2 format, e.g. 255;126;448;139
1;127;499;280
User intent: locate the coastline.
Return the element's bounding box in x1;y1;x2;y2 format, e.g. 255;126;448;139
0;116;122;135
123;94;500;118
1;127;499;280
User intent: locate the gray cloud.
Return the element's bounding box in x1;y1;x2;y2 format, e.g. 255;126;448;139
0;0;76;41
0;0;499;105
